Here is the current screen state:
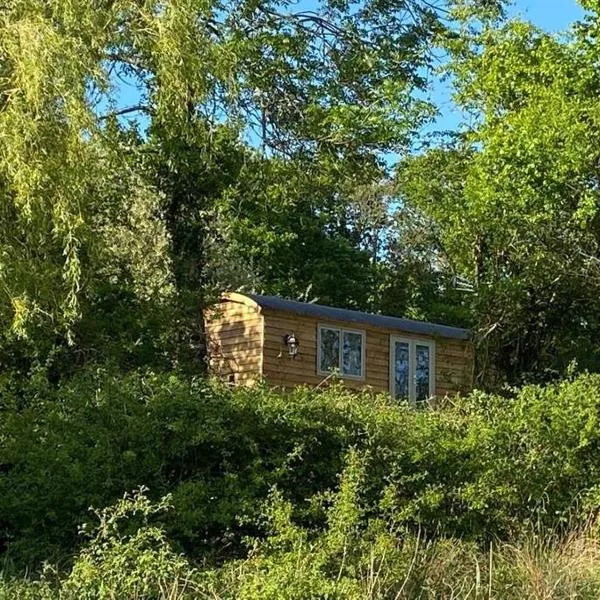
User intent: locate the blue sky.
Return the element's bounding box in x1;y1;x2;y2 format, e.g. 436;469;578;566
507;0;584;31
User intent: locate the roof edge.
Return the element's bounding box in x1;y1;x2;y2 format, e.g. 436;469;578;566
221;292;470;340
221;292;262;312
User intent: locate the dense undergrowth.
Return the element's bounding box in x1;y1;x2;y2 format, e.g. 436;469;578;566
3;369;600;597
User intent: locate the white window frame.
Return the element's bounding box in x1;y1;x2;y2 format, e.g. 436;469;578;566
389;336;435;403
317;324;366;380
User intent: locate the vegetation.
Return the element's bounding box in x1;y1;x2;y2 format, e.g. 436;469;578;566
0;0;463;368
399;5;600;385
2;372;600;597
4;0;600;596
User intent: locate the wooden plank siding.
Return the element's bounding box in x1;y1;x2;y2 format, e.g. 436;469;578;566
261;309;473;395
204;299;263;385
205;294;473;397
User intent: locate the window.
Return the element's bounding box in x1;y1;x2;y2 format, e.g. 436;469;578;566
318;325;365;379
389;336;435;403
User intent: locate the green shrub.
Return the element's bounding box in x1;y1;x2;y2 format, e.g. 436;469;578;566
1;457;478;600
1;489;200;600
4;458;600;599
59;488;198;599
3;368;600;573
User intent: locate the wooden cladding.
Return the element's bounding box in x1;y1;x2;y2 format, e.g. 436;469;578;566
204;299;263;386
261;309;472;395
205;295;474;397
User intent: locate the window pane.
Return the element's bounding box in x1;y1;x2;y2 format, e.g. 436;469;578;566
394;341;410;400
342;331;363;376
319;328;340;373
415;344;430;401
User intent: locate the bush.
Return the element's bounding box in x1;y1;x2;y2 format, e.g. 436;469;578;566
3;368;600;572
0;489;200;600
59;488;198;599
5;468;600;599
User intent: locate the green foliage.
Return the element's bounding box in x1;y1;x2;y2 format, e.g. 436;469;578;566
0;3;174;342
0;490;200;600
59;489;196;599
7;457;600;599
0;0;453;358
211;452;415;599
4;369;600;573
10;1;600;597
398;11;600;386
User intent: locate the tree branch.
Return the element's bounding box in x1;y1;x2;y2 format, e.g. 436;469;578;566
98;104;150;121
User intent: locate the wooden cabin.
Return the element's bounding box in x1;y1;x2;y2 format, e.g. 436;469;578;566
205;292;473;401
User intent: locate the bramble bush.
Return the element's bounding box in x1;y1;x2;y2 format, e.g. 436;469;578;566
4;458;600;599
3;368;600;575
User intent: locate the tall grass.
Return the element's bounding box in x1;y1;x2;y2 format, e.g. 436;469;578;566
4;485;600;599
4;527;600;599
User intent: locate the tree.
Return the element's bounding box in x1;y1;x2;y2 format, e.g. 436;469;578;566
398;9;600;386
1;0;466;370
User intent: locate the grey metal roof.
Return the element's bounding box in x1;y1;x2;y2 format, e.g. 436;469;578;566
247;294;470;340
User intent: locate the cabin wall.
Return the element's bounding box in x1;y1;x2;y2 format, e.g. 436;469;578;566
261;308;473;396
204;300;263;386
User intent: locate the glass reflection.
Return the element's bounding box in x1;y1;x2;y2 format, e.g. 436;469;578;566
415;344;430;401
319;328;340;372
394;341;410;399
343;331;362;376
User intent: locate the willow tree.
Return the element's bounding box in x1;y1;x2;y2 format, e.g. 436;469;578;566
0;0;485;369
